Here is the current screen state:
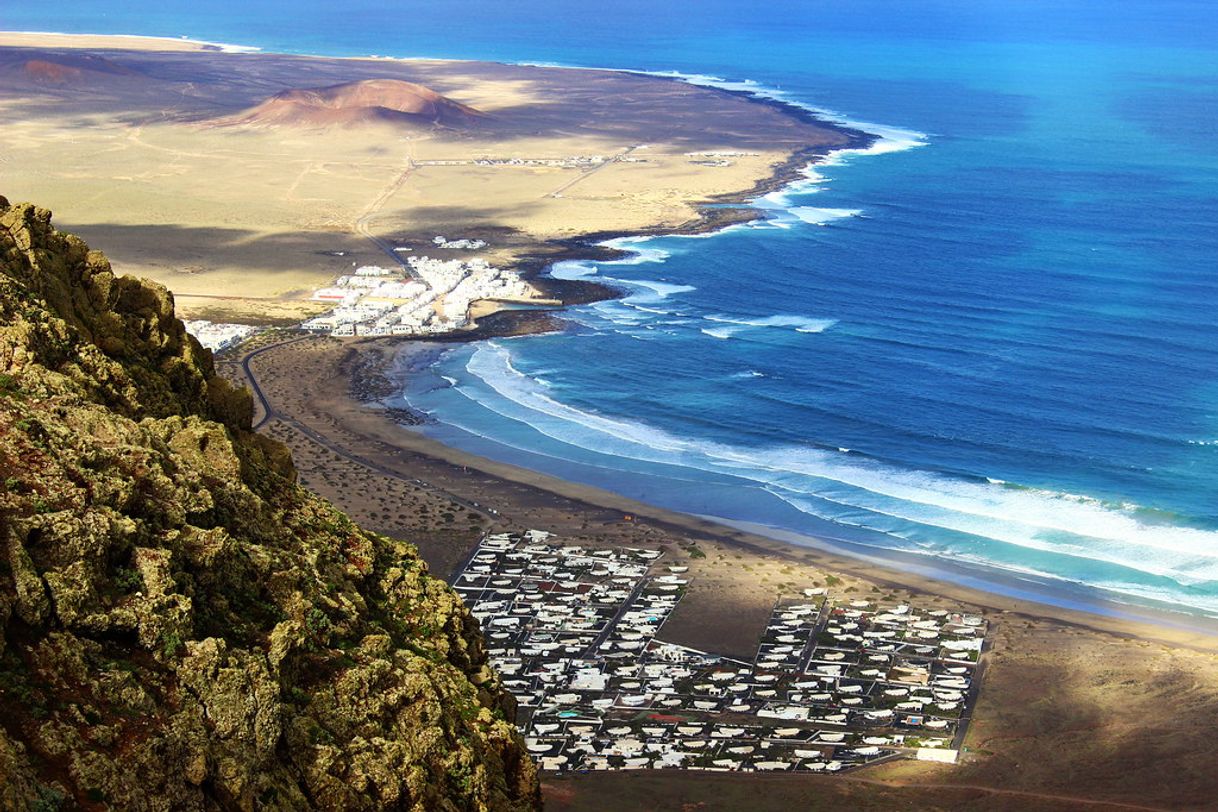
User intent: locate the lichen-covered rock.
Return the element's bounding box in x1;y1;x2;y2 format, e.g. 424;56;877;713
0;198;540;810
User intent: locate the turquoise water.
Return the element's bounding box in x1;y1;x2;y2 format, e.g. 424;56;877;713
14;2;1218;617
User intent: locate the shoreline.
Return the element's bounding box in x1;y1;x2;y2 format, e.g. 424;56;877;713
17;27;1218;812
389;337;1218;639
230;285;1218;812
305;337;1218;652
0;29;874;335
12;28;1212;643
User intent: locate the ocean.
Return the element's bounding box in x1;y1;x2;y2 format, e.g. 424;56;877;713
14;1;1218;618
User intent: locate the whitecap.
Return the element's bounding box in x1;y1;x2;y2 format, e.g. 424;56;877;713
623;279;696;301
436;343;1218;615
704;314;837;334
788;207;863;226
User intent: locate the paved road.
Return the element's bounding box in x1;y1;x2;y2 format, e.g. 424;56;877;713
354;157;425;281
240;336;310;430
584;575;651;657
545;145;638;198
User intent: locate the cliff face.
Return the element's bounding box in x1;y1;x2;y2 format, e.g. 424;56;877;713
0;198;540;810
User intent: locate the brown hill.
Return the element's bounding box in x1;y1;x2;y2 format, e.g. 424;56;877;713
217;78;485;129
6;53;142;84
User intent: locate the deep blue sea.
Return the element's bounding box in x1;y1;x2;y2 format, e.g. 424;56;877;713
13;1;1218;618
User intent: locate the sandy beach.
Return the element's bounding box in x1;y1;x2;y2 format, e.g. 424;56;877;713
220;333;1218;811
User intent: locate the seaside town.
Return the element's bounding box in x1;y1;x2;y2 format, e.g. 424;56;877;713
452;530;988;774
186;237;545;349
300;239;545;337
182;320;260;352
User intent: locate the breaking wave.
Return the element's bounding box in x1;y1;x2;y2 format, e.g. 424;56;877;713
426;343;1218;617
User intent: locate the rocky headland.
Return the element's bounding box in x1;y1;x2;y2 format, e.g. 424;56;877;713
0;197;540;810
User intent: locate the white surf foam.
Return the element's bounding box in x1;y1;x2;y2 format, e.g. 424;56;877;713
599;237;672;265
704;314;838;334
701;327;737;340
520;65;924;261
624;280;696;301
550;252;695;312
789;207;864;225
764;488;1218;615
445;343;1218;613
632;69;928;156
548;259;599;280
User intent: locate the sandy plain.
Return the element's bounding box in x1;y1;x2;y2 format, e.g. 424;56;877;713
221;334;1218;812
0;31;856;324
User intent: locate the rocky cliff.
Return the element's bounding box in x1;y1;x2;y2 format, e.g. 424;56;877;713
0;198;540;810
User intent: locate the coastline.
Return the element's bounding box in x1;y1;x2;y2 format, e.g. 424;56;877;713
0;28;874;334
254;334;1218;652
392;335;1218;638
227;322;1218;812
15;23;1218;812
8;28;1211;640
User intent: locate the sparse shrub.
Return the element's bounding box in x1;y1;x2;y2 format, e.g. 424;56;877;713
160;631;183;659
113;567;143;593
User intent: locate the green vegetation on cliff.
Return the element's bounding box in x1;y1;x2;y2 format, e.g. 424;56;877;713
0;198;540;810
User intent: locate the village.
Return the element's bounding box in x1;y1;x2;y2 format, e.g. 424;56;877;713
182;320;260;352
300;238;546;337
451;531;988;775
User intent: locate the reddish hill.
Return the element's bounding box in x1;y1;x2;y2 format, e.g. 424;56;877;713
7;53;142;84
216;78;484;129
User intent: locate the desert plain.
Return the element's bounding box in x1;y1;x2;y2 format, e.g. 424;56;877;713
0;31;856;323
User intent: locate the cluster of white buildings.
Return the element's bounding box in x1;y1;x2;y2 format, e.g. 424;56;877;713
183;320;259;352
473;155;609;168
432;235;487;250
301;248;540;337
452;532;989;774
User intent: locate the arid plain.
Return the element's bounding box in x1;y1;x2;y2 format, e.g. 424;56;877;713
0;32;854;323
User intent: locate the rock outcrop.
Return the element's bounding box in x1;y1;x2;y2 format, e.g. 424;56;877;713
0;198;539;810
